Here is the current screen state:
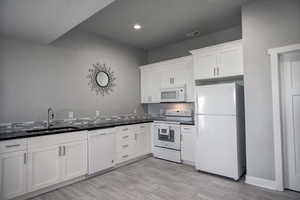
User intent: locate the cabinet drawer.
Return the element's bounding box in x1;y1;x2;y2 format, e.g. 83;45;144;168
0;139;27;153
116;142;133;153
138;123;149;130
28;131;88;149
116;151;131;163
181;125;196;132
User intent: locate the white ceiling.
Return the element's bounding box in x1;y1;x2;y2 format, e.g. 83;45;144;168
78;0;249;50
0;0;115;44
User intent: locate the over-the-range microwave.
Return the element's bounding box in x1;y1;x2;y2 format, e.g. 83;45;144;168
160;86;185;102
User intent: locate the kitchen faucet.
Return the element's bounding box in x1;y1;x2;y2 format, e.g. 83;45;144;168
47;107;55;128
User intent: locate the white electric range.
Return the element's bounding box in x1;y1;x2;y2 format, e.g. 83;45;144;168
152;109;193;163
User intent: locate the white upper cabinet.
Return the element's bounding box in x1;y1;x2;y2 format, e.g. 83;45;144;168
190;40;243;80
140;66;161;103
140;56;194;103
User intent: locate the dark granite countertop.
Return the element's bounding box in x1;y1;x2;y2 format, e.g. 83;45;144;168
0;118;195;141
0;119;153;141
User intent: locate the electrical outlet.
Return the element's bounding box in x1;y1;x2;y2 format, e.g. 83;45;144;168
96;110;100;117
68;112;74;119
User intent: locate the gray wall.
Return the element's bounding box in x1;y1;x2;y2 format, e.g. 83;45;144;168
147;26;242;63
0;30;147;123
242;0;300;181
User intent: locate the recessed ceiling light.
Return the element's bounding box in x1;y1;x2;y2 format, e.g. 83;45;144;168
133;24;141;30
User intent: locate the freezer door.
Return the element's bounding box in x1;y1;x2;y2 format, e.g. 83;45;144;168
195;115;239;180
195;83;236;115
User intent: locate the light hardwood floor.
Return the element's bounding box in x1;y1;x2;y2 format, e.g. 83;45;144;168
31;157;300;200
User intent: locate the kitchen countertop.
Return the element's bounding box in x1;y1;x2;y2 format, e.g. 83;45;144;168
0;118;195;141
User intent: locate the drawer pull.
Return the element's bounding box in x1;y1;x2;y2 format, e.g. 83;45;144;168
122;135;129;139
24;153;27;164
122;128;129;131
183;128;191;130
122;144;129;148
59;146;62;156
140;126;145;128
5;144;21;148
122;155;128;158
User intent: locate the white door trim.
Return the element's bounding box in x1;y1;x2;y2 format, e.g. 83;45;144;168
268;43;300;191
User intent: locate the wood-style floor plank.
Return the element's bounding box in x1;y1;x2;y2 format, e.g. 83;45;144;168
31;157;300;200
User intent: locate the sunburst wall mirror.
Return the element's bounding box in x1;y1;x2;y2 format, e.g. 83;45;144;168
87;63;116;96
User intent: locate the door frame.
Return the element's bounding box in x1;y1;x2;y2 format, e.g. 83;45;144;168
268;43;300;191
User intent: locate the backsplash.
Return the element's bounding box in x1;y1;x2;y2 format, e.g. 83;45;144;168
146;103;194;117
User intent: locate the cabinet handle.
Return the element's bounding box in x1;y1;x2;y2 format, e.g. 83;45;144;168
213;68;216;76
5;144;21;148
170;77;174;84
122;155;128;158
122;128;129;131
122;144;129;148
217;67;219;75
24;153;27;164
140;126;145;128
59;146;62;156
63;146;66;156
122;135;129;139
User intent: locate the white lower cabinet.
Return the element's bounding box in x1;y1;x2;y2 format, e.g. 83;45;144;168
134;124;151;157
0;124;152;199
27;145;61;192
27;131;88;192
0;151;27;200
115;125;135;164
115;124;151;164
181;125;196;165
61;140;87;181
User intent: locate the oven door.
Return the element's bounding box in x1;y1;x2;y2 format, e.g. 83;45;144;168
153;124;181;150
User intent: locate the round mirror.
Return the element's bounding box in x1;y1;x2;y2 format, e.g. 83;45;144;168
96;71;109;87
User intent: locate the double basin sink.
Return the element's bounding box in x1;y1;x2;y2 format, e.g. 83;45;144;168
26;126;78;134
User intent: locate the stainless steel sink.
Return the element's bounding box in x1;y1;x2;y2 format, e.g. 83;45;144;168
26;126;78;134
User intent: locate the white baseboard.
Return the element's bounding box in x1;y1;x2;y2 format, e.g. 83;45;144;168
245;175;277;190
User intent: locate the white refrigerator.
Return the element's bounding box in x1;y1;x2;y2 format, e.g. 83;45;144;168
194;82;246;180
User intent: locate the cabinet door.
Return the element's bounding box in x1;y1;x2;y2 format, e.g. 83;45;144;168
62;140;87;181
140;67;151;103
88;132;115;174
181;126;196;164
134;124;150;157
218;45;243;77
140;66;161;103
193;52;218;80
115;126;135;163
28;146;61;192
0;151;27;200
